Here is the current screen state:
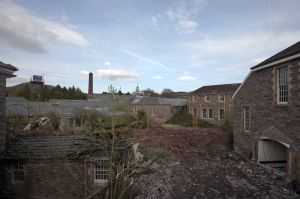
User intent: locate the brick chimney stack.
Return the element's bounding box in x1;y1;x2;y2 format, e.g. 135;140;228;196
88;72;93;99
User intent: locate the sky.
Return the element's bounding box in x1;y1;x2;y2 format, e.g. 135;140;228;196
1;0;300;93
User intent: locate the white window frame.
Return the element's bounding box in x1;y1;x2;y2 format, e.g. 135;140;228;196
277;66;289;104
219;95;225;102
12;162;25;184
202;109;207;118
219;109;225;120
243;107;250;132
208;109;213;119
94;157;110;184
205;95;210;102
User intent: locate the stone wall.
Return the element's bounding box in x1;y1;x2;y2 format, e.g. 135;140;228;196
4;159;110;199
233;59;300;180
188;93;234;126
131;104;172;122
0;76;6;153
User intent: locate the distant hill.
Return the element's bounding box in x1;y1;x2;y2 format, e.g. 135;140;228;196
6;82;87;101
6;82;55;94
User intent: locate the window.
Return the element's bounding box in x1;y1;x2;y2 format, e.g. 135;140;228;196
75;118;81;127
277;66;288;104
12;162;25;183
208;109;213;119
191;95;196;102
243;107;250;131
202;109;207;118
193;108;197;117
205;95;210;102
94;159;110;183
219;109;225;120
219;95;225;102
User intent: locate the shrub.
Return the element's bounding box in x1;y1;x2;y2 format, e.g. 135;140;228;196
221;121;234;150
167;106;193;127
137;110;148;128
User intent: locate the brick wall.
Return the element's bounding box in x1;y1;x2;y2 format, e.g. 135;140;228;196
233;59;300;180
188;93;234;125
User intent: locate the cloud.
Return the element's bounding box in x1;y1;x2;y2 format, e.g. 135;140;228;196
178;75;197;81
152;75;163;80
55;74;64;78
166;0;206;33
120;49;170;70
0;0;87;53
178;20;198;33
6;75;29;87
95;69;139;80
104;61;112;67
80;70;89;76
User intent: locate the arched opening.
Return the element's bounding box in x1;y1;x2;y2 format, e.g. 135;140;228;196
258;138;289;173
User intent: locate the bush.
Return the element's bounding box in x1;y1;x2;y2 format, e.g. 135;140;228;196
137;110;148;128
167;106;193;127
221;121;234;150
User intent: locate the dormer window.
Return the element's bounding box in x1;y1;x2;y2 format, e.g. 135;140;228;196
277;66;288;104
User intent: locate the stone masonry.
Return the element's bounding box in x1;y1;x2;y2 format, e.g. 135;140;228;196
233;59;300;181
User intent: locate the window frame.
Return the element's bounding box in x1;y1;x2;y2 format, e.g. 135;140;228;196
219;95;225;102
276;66;289;105
204;95;210;102
12;162;25;184
219;109;225;120
243;106;250;132
94;157;110;184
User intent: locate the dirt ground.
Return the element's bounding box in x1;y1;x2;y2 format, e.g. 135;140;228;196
132;123;299;199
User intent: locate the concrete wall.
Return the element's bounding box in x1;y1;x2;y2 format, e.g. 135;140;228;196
233;59;300;180
188;93;234;125
0;76;6;153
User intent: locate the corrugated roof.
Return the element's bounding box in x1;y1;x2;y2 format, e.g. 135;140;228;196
191;83;241;94
251;41;300;69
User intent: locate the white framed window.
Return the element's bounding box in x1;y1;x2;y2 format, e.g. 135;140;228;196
208;109;213;119
205;95;210;102
12;162;25;183
219;109;225;120
277;66;288;104
202;109;207;118
243;107;250;132
94;158;110;183
219;95;225;102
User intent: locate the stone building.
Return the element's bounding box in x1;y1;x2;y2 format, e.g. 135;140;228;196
131;96;187;122
1;133;133;199
188;83;240;125
233;41;300;181
0;61;18;153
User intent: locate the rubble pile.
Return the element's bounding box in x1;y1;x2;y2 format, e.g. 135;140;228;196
132;124;298;199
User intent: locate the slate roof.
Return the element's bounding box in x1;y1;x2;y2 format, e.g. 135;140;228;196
0;61;18;77
4;134;132;160
131;96;187;106
252;41;300;69
191;83;241;94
